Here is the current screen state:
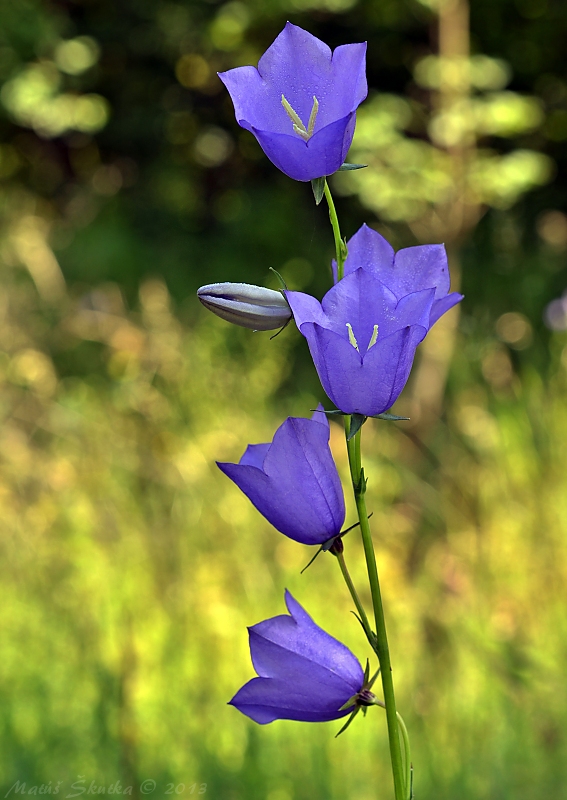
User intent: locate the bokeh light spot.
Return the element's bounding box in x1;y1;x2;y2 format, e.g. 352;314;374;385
176;54;210;89
193;126;233;167
496;312;533;349
55;37;101;75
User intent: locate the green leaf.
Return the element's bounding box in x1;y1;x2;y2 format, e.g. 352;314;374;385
346;413;367;441
338;163;368;171
311;176;326;205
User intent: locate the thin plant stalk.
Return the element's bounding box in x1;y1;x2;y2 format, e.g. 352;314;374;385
323;180;345;280
345;419;406;800
335;550;373;641
323;177;407;800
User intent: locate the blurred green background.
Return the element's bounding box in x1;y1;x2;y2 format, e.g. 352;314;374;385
1;0;567;798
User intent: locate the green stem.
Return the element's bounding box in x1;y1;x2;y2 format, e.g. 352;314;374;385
335;550;372;641
345;419;406;800
323;180;345;281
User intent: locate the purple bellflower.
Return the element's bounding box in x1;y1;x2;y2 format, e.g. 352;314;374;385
218;22;367;182
285;226;463;417
217;407;345;546
229;590;365;724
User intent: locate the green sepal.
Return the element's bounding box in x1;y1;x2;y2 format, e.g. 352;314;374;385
338;162;368;171
340;236;348;261
334;706;361;738
352;613;378;652
313;409;409;425
338;694;358;712
267;267;292;340
356;467;367;496
311;176;326;205
269;315;292;340
366;666;381;690
346;413;367;441
300;544;326;574
268;266;288;291
301;517;367;573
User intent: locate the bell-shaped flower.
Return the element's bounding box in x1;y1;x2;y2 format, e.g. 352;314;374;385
197;282;291;331
218;22;367;182
286;226;463;417
229;590;365;724
334;224;463;326
217;408;345;546
286;272;437;417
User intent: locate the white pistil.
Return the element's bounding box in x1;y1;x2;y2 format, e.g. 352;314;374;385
281;94;319;141
368;324;379;350
346;323;359;352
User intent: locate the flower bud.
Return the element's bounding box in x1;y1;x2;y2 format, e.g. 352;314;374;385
197;282;291;331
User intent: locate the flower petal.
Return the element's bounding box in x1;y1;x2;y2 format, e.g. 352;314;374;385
217;66;277;132
343;225;455;303
256;24;366;129
327;43;368;122
301;323;427;416
380;288;435;339
357;325;426;415
251;112;356;181
217;416;345;545
229;676;351;724
239;442;270;469
261;417;345;539
285;290;328;330
393;243;451;299
298;323;366;414
343;223;394;279
249;593;363;692
430;292;464;326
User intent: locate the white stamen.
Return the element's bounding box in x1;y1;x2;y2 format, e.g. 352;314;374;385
346;323;359;352
281;94;319;141
307;96;319;137
367;324;379;350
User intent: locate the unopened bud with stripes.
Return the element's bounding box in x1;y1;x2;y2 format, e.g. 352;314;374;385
197;282;291;331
